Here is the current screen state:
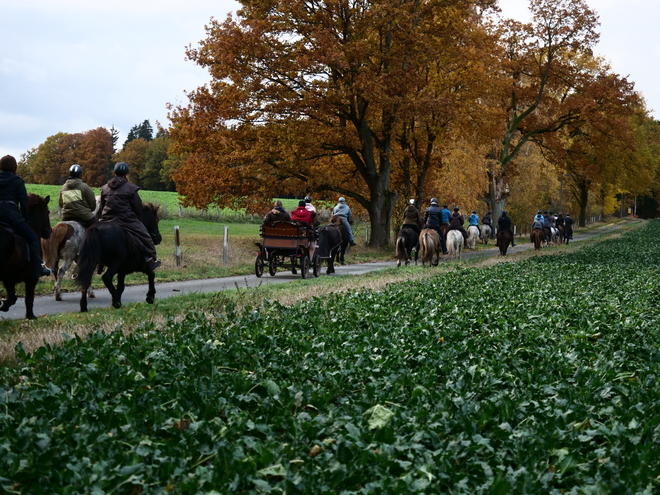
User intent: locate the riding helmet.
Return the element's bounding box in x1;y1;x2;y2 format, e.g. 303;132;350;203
430;198;438;204
338;197;346;203
409;198;416;205
502;210;507;215
304;196;312;203
443;204;448;208
454;206;459;211
69;164;83;178
114;162;129;176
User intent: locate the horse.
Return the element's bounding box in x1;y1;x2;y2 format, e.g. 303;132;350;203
329;215;350;265
0;194;52;319
466;225;479;250
496;230;512;255
75;203;162;312
317;221;344;275
557;225;565;245
446;229;463;260
418;228;441;266
530;228;544;251
394;227;418;267
42;221;95;301
479;224;491;244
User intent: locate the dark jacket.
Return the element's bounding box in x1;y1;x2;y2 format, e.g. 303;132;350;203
498;214;512;232
0;170;29;224
59;177;97;222
449;211;464;229
263;207;291;224
423;204;442;227
482;213;492;226
403;205;422;227
99;176;156;258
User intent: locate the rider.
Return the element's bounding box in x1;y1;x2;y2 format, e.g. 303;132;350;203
468;210;479;231
59;164;97;228
498;210;515;247
532;210;545;233
564;213;574;239
0;155;52;278
448;206;469;247
263;200;290;224
423;198;448;254
402;198;423;252
98;162;161;271
440;203;451;230
543;210;552;243
332;197;357;246
555;213;565;228
481;210;493;238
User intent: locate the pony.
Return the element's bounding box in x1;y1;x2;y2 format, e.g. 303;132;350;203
496;230;512;255
530;229;544;251
557;225;565;245
466;225;480;250
394;227;418;267
0;194;52;319
317;220;345;275
446;230;463;260
75;203;162;312
479;224;491;244
418;228;441;266
330;215;350;264
41;221;95;301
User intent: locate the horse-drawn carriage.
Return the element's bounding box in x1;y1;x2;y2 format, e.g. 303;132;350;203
255;221;320;278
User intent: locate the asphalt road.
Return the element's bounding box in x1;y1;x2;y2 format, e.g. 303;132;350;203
0;222;626;320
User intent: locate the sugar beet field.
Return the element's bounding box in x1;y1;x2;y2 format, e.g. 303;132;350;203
2;222;660;494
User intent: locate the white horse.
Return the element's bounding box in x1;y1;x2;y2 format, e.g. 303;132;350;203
446;230;463;260
42;221;95;301
479;224;491;244
467;225;480;250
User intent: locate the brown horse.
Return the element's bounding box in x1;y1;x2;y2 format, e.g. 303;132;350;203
531;229;544;251
496;230;512;255
395;227;418;267
0;194;52;319
419;228;441;266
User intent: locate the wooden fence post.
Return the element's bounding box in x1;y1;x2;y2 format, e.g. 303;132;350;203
174;226;181;267
223;226;229;264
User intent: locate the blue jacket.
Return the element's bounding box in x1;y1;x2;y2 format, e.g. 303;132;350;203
441;207;451;224
468;214;479;226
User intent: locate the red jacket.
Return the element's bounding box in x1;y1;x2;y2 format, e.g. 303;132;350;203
291;206;313;224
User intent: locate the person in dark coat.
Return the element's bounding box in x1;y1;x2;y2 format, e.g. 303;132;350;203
263;200;291;224
0;155;52;277
402;199;422;237
498;210;516;247
98;162;161;271
423;198;448;254
448;206;469;247
564;213;574;239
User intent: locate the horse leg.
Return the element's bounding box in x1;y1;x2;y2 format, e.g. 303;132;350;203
117;273;126;305
0;283;18;313
55;257;73;301
146;272;156;304
23;279;37;319
102;267;121;309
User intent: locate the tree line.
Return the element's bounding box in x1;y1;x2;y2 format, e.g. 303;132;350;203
18;120;182;191
167;0;660;246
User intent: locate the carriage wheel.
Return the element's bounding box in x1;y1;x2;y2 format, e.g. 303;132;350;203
300;255;309;279
312;253;320;277
255;254;264;278
269;261;277;276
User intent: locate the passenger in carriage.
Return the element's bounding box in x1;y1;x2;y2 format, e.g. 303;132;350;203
303;196;319;226
291;200;313;225
59;164;97;228
263;200;291;224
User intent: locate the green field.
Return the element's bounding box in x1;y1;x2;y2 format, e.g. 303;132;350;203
1;220;658;493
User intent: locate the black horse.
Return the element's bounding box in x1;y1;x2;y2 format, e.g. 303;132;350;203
75;203;162;312
0;194;52;319
317;216;349;274
395;227;419;267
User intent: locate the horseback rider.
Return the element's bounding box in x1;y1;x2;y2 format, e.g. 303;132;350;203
0;155;52;278
555;213;564;228
543;210;552;243
468;210;479;229
402;198;423;253
332;197;357;246
59;164;97;228
423;198;448;255
564;213;574;239
498;210;516;247
440;203;451;230
263;200;291;224
532;210;545;233
98;162;161;271
448;206;469;247
481;210;493;238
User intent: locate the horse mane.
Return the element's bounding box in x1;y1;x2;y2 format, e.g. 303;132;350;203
330;215;343;227
143;202;161;221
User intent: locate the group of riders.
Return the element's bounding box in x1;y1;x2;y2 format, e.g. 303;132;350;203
0;154;161;280
401;198;574;254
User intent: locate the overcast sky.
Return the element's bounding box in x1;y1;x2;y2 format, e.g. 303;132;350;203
1;0;658;160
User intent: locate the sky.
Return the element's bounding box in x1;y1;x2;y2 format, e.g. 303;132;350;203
1;0;658;160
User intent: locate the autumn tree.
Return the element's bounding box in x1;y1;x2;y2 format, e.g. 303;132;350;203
123;120;154;148
169;0;498;246
18;132;81;184
75;127;115;187
485;0;600;221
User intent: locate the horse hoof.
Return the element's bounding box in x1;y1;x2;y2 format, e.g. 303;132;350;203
146;297;154;304
56;295;62;302
112;302;122;309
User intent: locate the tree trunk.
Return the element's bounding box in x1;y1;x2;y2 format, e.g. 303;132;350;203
487;171;508;229
366;190;397;247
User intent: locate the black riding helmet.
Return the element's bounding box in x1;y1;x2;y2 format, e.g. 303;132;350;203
69;164;82;178
114;162;129;176
454;206;459;211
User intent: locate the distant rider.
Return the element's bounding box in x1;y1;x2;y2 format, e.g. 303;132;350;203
423;198;448;254
440;203;451;230
332;197;357;246
498;210;515;247
98;162;161;271
448;206;469;247
402;198;423;252
59;164;97;228
0;154;52;278
481;210;493;238
564;213;574;239
468;210;479;229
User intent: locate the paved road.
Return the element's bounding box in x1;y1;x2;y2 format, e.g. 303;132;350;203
0;222;627;320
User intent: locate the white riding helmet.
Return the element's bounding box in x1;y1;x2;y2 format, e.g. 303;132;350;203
409;198;416;205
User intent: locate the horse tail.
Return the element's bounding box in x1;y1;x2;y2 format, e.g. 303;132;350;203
42;223;71;269
75;227;102;289
395;234;406;260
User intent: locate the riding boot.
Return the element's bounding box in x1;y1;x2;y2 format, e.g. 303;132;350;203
145;256;162;271
28;239;52;277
